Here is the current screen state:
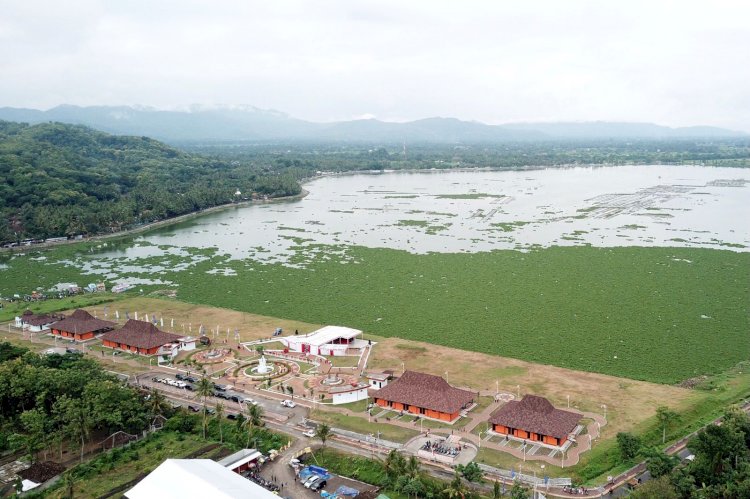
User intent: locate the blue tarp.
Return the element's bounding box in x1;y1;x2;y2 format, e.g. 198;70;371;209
334;485;359;497
299;465;332;481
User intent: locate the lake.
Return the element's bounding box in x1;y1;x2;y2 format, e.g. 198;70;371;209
90;165;748;267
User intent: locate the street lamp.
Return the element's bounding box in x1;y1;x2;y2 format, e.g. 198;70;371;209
516;385;520;399
602;404;607;420
496;380;499;397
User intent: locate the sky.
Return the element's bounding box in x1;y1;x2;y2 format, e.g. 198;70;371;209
1;1;749;130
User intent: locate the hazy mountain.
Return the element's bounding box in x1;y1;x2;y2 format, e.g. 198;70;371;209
0;105;744;143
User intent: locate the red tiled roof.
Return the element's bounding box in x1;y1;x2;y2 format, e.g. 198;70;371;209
101;320;183;350
51;309;115;334
372;370;475;415
488;395;582;439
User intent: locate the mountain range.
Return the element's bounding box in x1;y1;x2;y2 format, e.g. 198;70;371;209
0;104;745;144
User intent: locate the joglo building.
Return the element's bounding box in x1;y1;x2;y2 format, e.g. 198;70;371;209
372;370;476;422
488;394;582;447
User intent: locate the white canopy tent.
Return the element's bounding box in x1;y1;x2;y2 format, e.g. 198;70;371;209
125;459;278;499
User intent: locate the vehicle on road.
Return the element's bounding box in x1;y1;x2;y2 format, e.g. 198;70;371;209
187;405;200;412
214;390;230;399
303;475;320;489
281;399;296;408
302;430;316;438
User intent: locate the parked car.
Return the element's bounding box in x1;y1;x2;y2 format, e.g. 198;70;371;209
214;390;230;399
302;430;316;438
184;383;195;391
288;458;301;468
228;394;242;403
185;376;198;384
281;399;296;408
303;475;320;489
213;383;227;391
310;480;327;492
244;398;258;406
227;413;238;420
187;405;200;412
175;373;186;381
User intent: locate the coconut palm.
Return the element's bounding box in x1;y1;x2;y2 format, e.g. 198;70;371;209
195;377;214;439
215;402;225;443
442;471;467;499
145;388;168;419
286;385;294;401
242;403;265;448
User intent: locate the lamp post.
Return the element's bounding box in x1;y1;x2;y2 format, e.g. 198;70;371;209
445;371;449;384
401;362;405;374
602;404;607;420
567;394;570;409
496;380;499;397
516;385;520;399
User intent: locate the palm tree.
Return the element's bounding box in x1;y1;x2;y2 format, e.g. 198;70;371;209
315;423;332;447
286;385;294;401
195;377;214;439
243;403;264;448
145;389;168;419
442;471;467;499
215;402;225;443
405;455;420;479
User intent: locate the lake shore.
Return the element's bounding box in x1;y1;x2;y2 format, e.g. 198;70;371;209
0;188;310;254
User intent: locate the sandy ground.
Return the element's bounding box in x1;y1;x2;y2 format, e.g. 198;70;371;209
368;337;700;438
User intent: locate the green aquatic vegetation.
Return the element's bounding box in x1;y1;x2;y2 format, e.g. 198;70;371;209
1;241;748;386
491;221;531;232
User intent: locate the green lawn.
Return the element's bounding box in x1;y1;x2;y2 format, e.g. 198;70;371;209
311;410;419;443
0;293;118;322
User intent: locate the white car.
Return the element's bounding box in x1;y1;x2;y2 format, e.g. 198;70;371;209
281;399;296;408
302;430;316;438
304;475;320;489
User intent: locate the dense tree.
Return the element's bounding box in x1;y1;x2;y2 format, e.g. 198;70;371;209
629;476;679;499
195;377;214;439
455;461;484;483
617;432;641;460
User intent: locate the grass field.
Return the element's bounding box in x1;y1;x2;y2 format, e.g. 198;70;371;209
1;243;748;384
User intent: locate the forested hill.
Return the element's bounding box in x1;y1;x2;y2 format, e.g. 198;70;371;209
0;121;300;244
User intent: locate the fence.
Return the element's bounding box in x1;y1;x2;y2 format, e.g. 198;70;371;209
478;463;572;487
330;427;402;450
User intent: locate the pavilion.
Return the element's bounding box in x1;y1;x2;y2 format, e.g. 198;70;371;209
101;320;184;356
488;394;582;447
50;309;115;341
372;370;475;422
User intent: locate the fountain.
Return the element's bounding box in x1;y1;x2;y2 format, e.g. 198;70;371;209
252;355;273;374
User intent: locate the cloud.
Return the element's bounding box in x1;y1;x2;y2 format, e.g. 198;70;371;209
1;0;749;130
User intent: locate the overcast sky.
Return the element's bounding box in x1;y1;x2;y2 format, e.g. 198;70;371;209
2;1;749;130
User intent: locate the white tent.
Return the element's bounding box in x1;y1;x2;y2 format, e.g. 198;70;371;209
125;459;278;499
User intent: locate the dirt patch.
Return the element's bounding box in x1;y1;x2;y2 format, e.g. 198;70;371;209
76;297;322;343
369;336;700;438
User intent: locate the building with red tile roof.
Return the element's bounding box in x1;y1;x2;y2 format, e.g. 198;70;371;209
372;371;475;422
488;395;582;447
50;309;115;341
101;320;184;356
